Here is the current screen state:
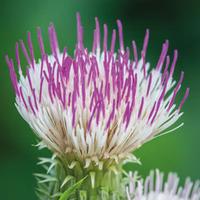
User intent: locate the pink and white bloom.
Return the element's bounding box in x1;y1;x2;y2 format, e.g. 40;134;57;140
126;170;200;200
6;13;189;168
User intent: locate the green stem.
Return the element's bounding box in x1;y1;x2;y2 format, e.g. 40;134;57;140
36;155;127;200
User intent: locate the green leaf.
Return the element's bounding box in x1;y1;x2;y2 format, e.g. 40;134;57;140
99;189;109;200
59;176;88;200
34;173;58;183
89;172;95;188
51;192;62;198
60;175;74;188
79;190;87;200
35;191;44;200
47;162;56;174
36;187;50;196
38;157;54;165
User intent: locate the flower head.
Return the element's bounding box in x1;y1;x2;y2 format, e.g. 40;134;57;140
6;13;189;168
126;170;200;200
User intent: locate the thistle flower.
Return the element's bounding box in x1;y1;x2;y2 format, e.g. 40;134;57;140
6;13;189;168
126;170;200;200
6;13;190;199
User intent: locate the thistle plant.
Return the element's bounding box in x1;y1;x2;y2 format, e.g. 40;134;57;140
5;13;197;200
126;170;200;200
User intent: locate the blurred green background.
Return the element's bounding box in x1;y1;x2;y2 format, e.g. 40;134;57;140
0;0;200;199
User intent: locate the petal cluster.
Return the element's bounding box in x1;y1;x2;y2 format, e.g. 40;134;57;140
126;170;200;200
6;13;189;168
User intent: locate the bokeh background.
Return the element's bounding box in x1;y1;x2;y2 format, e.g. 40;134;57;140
0;0;200;199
